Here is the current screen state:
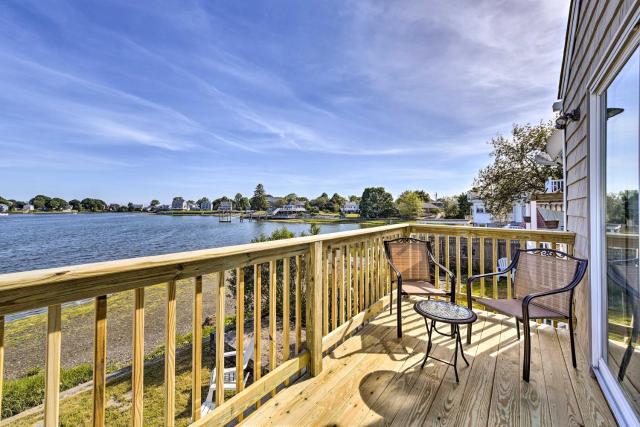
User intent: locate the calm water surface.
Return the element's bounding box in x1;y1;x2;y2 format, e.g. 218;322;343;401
0;213;360;274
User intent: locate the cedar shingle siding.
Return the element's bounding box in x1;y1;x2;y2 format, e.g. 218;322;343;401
561;0;639;356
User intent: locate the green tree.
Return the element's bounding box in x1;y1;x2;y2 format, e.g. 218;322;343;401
30;195;51;210
348;195;361;203
250;184;269;211
127;202;135;212
328;193;346;213
456;193;472;219
414;190;431;202
360;187;395;218
212;196;231;210
80;198;107;212
234;193;250;211
150;199;160;207
395;191;424;219
196;197;210;208
475;122;561;218
311;193;329;211
441;197;460;218
47;197;68;211
69;199;81;211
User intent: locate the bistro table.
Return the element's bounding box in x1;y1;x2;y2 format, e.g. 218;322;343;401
414;299;477;382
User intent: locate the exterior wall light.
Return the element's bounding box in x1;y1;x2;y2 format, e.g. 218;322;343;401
555;107;581;129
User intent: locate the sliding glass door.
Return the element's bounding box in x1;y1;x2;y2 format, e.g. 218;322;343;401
603;46;640;416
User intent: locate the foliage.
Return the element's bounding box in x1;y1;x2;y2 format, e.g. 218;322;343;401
360;187;396;218
456;193;471;219
250;184;269;211
474;122;561;218
29;195;50;210
80;198;107;212
69;199;81;211
413;190;431;202
2;364;93;418
150;199;160;207
196;197;210;208
234;193;251;210
440;196;460;218
212;196;231;210
606;191;639;229
348;195;361;203
395;191;424;219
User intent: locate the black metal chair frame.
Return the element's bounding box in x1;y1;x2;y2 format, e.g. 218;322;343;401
607;257;640;382
466;248;588;382
384;237;456;338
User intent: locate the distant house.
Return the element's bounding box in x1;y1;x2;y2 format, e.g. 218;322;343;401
218;200;233;211
512;178;564;231
422;202;440;218
156;204;170;211
109;203;120;212
22;204;34;212
200;200;213;211
62;205;74;212
467;192;495;226
266;195;283;210
132;204;143;211
0;204;8;212
273;202;306;216
172;197;187;210
341;201;359;214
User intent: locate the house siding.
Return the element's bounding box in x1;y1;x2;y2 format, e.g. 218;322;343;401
562;0;638;357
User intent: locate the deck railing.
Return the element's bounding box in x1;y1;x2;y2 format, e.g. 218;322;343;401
0;223;575;426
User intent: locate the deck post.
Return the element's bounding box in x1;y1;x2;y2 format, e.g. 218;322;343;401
307;241;323;376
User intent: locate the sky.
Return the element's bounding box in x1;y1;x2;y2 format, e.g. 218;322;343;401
0;0;569;204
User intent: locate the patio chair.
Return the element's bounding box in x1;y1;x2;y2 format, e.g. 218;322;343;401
384;237;455;338
466;248;587;381
607;258;640;382
496;257;509;279
201;335;255;416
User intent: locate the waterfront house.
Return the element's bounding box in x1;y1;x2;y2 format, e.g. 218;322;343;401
171;197;187;210
0;204;8;212
340;201;359;214
21;204;34;212
467;192;495;226
272;202;306;217
200;200;213;211
422;201;440;218
218;200;233;211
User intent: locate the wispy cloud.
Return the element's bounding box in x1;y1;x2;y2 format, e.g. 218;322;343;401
0;0;568;202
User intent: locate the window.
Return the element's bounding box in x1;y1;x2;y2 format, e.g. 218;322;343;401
603;46;640;417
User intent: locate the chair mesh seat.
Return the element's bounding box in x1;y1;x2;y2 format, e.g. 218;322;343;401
475;297;566;319
402;280;447;295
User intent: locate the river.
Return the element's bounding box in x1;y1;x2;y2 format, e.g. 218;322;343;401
0;213;360;274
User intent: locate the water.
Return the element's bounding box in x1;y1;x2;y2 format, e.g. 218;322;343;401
0;213;360;274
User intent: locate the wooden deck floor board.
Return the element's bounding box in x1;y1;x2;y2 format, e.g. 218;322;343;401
241;299;616;427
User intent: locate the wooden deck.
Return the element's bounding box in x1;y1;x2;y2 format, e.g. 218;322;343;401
243;299;617;426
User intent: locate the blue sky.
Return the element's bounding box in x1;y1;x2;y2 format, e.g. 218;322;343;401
0;0;569;204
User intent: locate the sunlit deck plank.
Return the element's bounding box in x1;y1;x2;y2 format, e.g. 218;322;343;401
241;300;613;427
538;324;583;426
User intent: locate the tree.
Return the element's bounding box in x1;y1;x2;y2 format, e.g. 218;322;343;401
150;199;160;207
250;184;269;211
348;195;361;203
80;198;107;212
212;196;231;210
475;122;561;218
47;197;67;211
441;196;460;218
310;193;329;211
414;190;431;202
197;197;210;208
69;199;81;211
360;187;396;218
456;193;471;219
396;191;424;219
30;195;51;210
234;193;250;211
328;193;346;213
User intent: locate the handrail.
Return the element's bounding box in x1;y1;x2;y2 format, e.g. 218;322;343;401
0;222;576;426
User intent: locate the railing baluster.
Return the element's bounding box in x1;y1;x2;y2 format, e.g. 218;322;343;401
132;288;144;427
93;295;107;427
352;244;359;315
269;260;277;396
434;234;440;288
216;273;225;406
165;281;177;427
445;236;450;291
359;242;365;311
346;245;352;318
307;241;323;376
332;249;338;330
456;236;462;295
339;246;345;325
282;258;290;385
365;240;371;307
492;238;498;298
479;237;486;297
45;304;62;426
192;276;203;421
295;256;302;354
506;241;512;299
467;236;473;293
235;269;245;396
323;247;329;336
253;265;262;406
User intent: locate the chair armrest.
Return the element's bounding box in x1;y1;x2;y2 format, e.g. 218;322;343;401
385;258;402;283
427;252;456;302
521;285;574;322
223;350;236;358
465;267;515;306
